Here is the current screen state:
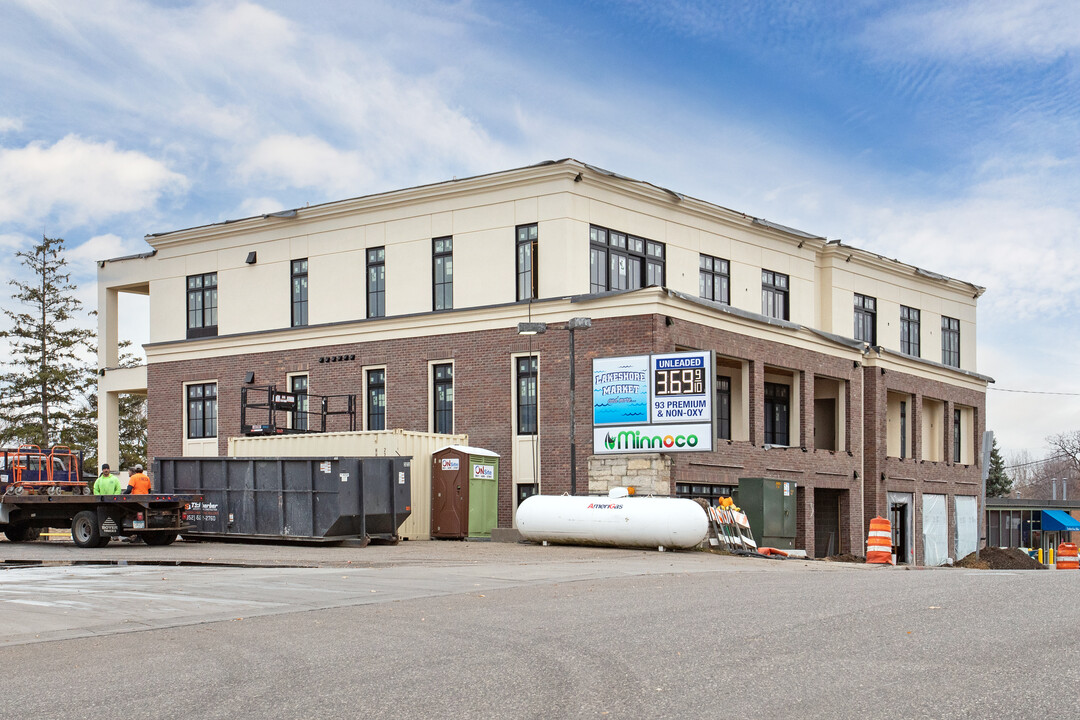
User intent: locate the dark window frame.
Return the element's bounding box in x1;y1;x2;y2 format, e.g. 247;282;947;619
899;400;907;459
186;272;218;339
516;356;538;435
900;306;920;357
761;270;789;321
854;293;877;344
433;363;454;434
953;408;962;463
516;224;538;301
366;368;386;431
942;316;960;367
432;237;453;311
291;259;308;328
290;374;308;431
700;254;730;304
589;224;665;293
186;382;218;439
716;375;731;441
367;247;386;319
764;381;790;446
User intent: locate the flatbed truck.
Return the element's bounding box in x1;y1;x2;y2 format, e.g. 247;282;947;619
0;494;200;548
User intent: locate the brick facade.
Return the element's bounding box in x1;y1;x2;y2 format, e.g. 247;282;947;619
147;312;985;563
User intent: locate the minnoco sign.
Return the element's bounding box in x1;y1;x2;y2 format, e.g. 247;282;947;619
592;351;715;454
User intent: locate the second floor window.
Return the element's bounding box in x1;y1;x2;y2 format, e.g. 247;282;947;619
717;375;731;441
589;225;665;293
942;316;960;367
761;270;789;320
291;259;308;327
186;272;218;339
291;375;308;431
367;369;385;431
901;306;920;357
367;247;385;318
517;356;538;435
854;294;876;344
433;237;453;311
764;382;789;446
186;383;217;439
516;224;538;301
700;255;730;304
433;363;453;434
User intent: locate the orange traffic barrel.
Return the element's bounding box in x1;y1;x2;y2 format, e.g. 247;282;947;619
866;516;894;565
1056;543;1078;570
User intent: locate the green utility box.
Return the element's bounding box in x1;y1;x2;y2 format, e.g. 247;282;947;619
737;477;797;550
431;446;500;539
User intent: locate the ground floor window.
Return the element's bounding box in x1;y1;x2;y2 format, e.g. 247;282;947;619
764;382;790;446
987;509;1041;548
186;383;217;439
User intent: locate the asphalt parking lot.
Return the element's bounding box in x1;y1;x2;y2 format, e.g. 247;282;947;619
1;538;1075;720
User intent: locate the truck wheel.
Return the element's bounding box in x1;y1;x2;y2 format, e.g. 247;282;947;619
143;532;178;546
71;511;102;548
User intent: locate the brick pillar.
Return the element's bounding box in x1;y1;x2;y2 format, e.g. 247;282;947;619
800;371;814;449
749;361;764;445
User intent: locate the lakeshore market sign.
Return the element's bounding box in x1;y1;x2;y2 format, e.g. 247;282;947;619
592;351;715;454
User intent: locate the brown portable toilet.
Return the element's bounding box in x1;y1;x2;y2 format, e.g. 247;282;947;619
431;445;499;539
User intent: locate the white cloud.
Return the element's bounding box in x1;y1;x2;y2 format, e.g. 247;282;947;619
0;135;187;229
67;233;150;267
865;0;1080;63
238;135;376;198
232;196;291;220
0;117;21;133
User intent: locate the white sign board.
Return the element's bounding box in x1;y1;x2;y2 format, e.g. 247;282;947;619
593;423;714;454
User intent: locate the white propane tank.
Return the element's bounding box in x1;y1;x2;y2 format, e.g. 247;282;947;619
516;489;708;550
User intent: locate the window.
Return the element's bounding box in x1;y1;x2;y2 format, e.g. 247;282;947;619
367;247;385;318
290;375;308;431
517;356;538;435
433;363;453;434
589;225;665;293
676;483;736;503
899;400;907;459
953;408;961;463
186;383;217;439
700;255;730;304
186;273;218;339
764;382;789;446
366;369;385;431
854;294;876;344
942;316;960;367
291;259;308;327
516;224;538;301
901;306;920;357
716;375;731;441
761;270;789;320
433;237;453;311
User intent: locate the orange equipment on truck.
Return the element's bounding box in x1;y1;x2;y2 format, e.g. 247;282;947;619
0;446;90;496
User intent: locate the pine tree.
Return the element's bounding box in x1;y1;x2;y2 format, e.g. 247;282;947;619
0;236;94;448
986;438;1012;498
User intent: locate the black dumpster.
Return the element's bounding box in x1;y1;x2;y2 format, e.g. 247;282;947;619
154;456;411;543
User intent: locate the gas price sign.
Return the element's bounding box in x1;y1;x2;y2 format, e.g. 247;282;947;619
650;351;713;424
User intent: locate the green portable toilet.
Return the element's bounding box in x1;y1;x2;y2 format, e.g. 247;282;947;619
737;477;798;550
431;446;500;539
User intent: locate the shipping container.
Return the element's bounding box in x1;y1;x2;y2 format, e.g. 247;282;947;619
155;456;410;544
227;429;467;540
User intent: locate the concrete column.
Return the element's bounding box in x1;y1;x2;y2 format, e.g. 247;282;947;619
97;390;120;471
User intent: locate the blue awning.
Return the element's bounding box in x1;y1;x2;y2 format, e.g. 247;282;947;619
1042;509;1080;532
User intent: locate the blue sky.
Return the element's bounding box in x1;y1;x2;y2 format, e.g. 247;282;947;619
1;0;1077;460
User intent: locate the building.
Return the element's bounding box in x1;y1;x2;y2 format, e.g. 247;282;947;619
96;158;991;564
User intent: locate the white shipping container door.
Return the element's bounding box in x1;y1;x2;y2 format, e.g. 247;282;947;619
922;493;949;566
954;495;978;561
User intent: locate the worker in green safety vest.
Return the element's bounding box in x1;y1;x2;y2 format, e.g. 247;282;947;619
93;464;122;495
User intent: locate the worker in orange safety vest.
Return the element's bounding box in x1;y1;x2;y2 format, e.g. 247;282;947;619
124;464;151;495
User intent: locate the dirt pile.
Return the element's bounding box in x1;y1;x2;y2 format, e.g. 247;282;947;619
823;553;864;563
955;547;1045;570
